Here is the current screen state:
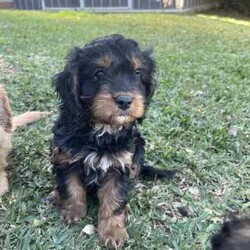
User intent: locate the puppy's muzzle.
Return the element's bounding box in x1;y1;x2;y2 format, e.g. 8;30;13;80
114;95;133;110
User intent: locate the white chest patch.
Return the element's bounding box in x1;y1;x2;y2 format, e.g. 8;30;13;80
84;150;133;173
93;124;123;137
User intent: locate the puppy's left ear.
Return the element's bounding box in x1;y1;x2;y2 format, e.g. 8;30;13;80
141;49;156;104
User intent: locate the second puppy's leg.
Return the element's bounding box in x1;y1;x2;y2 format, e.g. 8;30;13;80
0;130;11;197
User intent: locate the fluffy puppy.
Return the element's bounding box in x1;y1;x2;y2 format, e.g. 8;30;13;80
0;85;49;196
211;217;250;250
52;34;175;248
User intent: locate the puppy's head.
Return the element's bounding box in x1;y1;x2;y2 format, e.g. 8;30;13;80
54;34;156;126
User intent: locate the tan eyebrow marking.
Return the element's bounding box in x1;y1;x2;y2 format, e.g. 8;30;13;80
96;54;112;68
130;55;143;70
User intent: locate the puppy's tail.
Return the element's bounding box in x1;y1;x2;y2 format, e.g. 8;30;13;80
12;111;50;132
140;165;177;180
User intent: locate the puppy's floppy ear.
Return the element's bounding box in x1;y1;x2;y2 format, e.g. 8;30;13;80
53;47;81;116
0;86;12;133
141;49;156;104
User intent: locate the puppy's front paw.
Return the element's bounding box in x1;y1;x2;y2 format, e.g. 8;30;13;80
0;174;8;196
98;216;129;249
60;204;87;224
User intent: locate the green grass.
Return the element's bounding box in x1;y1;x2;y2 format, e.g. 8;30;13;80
0;10;250;250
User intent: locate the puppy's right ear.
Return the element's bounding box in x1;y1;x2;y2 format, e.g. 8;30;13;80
53;48;82;117
0;86;12;133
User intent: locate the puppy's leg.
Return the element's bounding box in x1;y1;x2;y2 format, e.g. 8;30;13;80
56;170;87;224
0;164;8;196
0;130;12;197
98;169;129;248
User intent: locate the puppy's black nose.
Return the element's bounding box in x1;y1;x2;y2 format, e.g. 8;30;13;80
115;95;132;110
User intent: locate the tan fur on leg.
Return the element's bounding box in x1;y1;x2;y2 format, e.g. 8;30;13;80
0;127;12;196
60;174;87;224
98;173;129;248
0;136;10;195
0;171;9;196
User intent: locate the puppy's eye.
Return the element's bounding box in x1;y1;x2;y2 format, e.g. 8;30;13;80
134;69;141;76
95;70;105;79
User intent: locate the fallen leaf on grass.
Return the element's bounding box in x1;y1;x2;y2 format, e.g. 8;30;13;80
80;224;96;236
228;125;238;137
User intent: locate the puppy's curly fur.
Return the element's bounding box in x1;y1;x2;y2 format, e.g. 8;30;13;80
211;217;250;250
0;85;49;196
52;34;175;248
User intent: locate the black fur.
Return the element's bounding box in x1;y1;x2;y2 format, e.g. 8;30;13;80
211;217;250;250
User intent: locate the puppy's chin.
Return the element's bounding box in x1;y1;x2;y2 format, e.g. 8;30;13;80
111;114;137;126
93;114;137;127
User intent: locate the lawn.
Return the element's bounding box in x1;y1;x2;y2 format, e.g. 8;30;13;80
0;10;249;250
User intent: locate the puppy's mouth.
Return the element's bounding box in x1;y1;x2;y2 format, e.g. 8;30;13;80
91;91;145;126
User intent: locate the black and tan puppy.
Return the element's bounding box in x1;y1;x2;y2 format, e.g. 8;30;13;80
211;217;250;250
52;34;175;248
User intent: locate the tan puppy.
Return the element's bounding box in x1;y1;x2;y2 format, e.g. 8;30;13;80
0;86;49;196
